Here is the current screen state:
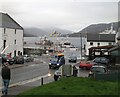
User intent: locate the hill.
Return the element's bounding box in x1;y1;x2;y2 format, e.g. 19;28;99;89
69;22;118;37
23;27;72;37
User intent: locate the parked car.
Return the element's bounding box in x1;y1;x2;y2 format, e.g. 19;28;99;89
23;55;34;62
68;56;77;63
14;56;24;64
6;57;15;65
0;54;14;65
92;57;109;66
54;66;62;81
88;65;108;78
54;65;78;81
79;61;94;70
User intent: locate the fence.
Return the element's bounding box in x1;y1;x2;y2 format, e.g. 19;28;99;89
95;70;120;81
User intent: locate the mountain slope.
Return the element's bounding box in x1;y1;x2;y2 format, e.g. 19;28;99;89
69;22;118;37
23;27;72;37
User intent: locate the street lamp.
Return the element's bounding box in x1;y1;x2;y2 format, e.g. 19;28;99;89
80;33;82;60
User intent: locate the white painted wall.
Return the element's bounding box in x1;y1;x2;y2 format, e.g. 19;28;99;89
16;29;23;55
0;27;23;57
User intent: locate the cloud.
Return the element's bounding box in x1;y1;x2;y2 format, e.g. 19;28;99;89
0;0;118;31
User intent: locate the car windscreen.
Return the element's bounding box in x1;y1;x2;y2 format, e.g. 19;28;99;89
91;67;106;73
51;58;58;62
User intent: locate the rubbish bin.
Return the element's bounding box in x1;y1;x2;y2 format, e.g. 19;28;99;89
73;66;78;77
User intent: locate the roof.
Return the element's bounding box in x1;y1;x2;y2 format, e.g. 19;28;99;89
92;65;106;68
87;33;115;42
108;46;120;52
57;54;64;56
0;12;23;29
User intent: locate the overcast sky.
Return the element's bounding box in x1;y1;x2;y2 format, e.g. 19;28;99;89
0;0;119;32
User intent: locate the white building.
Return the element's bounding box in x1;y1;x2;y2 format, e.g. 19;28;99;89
0;13;23;57
85;33;116;56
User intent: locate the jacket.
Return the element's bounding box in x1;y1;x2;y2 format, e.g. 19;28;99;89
1;66;11;80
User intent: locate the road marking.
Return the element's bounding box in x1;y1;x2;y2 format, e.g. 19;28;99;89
0;73;52;90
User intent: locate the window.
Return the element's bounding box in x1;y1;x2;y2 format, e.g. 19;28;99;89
18;51;21;55
90;42;93;46
4;28;6;34
14;50;16;57
15;40;16;44
97;42;100;46
15;29;16;34
109;43;112;45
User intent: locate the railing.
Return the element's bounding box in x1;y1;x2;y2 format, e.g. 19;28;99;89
0;45;9;54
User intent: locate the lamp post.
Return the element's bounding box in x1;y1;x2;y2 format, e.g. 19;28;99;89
80;33;82;60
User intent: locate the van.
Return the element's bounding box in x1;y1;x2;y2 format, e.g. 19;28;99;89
49;54;65;69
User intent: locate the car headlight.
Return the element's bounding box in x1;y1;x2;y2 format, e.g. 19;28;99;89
89;71;93;74
57;63;59;66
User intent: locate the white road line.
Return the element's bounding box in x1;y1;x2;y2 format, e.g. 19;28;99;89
0;74;51;90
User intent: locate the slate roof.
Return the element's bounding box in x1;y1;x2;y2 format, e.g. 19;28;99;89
87;33;115;42
0;12;23;29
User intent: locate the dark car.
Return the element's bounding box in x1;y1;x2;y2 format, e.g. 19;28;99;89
49;56;65;69
14;56;24;64
92;57;109;66
88;65;108;77
0;54;14;65
68;56;77;63
6;57;15;65
49;54;65;69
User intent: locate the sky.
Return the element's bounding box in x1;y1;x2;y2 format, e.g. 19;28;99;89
0;0;119;32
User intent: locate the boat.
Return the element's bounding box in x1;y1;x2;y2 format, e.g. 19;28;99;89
35;36;53;46
61;39;76;48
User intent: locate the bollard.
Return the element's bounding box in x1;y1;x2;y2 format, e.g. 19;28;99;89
41;77;43;85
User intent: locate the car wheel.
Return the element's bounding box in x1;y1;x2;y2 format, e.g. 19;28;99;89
49;65;52;69
54;75;59;81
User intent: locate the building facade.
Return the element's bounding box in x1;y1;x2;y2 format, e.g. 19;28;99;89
85;33;116;56
0;13;23;57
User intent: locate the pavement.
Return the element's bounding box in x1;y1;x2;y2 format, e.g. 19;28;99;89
0;56;48;96
8;75;54;96
0;75;54;96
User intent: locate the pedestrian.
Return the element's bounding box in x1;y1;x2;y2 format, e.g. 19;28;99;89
1;62;11;95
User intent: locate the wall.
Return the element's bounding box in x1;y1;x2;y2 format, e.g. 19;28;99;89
0;28;3;49
3;28;23;57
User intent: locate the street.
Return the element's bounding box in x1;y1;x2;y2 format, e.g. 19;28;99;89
0;50;89;95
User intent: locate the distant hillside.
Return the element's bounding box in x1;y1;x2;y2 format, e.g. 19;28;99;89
23;27;72;37
23;28;48;37
69;22;118;37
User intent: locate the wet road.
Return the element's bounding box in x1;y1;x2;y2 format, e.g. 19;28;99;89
1;56;88;85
